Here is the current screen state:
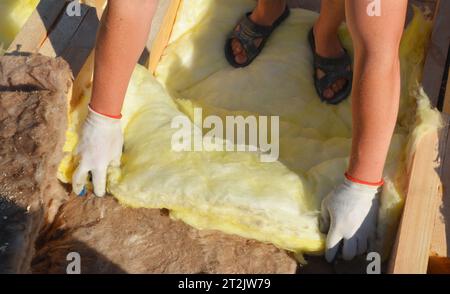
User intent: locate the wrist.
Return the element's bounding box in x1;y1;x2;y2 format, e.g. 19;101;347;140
86;105;123;129
88;104;122;120
345;172;384;187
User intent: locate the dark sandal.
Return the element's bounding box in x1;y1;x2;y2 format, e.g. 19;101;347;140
308;28;353;105
225;7;290;68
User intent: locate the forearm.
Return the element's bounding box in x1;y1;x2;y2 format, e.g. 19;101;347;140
90;0;158;117
346;0;407;183
348;52;401;183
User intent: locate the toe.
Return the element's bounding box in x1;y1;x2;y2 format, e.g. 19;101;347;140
332;83;340;93
316;69;325;80
323;88;334;99
231;39;247;64
234;43;243;55
337;78;347;90
235;53;247;65
329;78;348;98
231;39;241;53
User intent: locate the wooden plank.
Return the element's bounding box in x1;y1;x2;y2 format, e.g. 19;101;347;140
388;128;443;273
39;1;106;76
60;7;100;76
428;114;450;272
71;51;94;108
426;0;450;273
388;0;446;274
7;0;106;107
444;73;450;114
39;4;91;57
85;0;108;18
69;0;107;105
148;0;182;74
431;114;450;257
6;0;68;53
422;0;450;108
428;256;450;273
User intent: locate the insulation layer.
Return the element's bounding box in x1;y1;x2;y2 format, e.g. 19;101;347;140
59;1;441;258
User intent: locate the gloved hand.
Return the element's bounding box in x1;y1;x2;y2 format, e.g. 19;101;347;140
72;105;123;197
320;175;382;262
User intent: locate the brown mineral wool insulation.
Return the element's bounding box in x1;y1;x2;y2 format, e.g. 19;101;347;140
0;55;72;273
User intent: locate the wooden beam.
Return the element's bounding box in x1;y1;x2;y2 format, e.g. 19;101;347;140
444;73;450;114
39;4;91;57
84;0;107;18
69;0;107;105
422;0;450;108
7;0;106;108
148;0;182;74
428;114;450;273
59;7;100;76
388;0;448;274
428;256;450;274
6;0;68;53
8;0;105;74
425;0;450;274
388;128;443;273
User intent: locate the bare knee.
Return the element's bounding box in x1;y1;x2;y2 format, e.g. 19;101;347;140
345;0;407;68
353;30;402;71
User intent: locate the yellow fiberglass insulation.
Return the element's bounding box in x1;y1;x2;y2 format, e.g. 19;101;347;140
0;0;39;51
58;0;442;260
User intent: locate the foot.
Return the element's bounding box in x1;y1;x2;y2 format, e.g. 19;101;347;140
231;3;286;65
313;24;350;100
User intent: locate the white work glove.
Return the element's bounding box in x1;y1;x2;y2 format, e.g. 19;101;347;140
72;105;123;197
320;176;382;262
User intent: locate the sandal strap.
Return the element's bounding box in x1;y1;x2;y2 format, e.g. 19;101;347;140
317;68;353;94
314;50;352;73
230;13;272;58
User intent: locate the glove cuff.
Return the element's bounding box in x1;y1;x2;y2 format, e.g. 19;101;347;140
88;104;122;120
345;172;384;187
86;105;122;127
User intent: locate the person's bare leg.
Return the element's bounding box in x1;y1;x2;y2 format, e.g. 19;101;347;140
314;0;348;99
345;0;407;183
232;0;286;65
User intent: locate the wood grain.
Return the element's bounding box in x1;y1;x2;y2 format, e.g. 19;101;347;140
148;0;182;74
428;114;450;272
388;129;443;273
422;0;450;108
444;73;450;114
7;0;68;53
